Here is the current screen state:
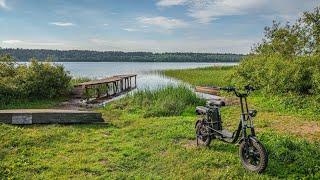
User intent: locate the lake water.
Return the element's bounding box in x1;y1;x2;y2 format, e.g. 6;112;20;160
58;62;237;90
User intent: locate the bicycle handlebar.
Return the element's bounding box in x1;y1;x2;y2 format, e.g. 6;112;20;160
220;86;236;92
219;85;255;97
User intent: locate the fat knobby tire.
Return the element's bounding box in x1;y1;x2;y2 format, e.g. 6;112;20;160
239;140;268;173
196;121;212;147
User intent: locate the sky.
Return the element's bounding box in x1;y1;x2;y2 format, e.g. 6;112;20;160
0;0;319;54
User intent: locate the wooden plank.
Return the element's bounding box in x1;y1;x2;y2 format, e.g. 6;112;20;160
0;109;104;124
75;74;137;87
77;76;123;87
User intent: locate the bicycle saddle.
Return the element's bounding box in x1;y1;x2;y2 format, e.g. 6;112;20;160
206;99;225;107
196;106;209;115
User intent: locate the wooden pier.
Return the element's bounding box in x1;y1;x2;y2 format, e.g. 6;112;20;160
73;74;137;100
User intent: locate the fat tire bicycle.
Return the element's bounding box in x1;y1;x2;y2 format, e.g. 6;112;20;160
195;85;268;173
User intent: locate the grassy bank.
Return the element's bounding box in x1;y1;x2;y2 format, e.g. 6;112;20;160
164;67;320;119
1;86;319;179
165;66;235;87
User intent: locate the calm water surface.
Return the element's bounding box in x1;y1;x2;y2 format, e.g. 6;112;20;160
59;62;237;90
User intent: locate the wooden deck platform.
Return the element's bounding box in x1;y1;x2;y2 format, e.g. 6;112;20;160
0;109;104;124
73;74;137;100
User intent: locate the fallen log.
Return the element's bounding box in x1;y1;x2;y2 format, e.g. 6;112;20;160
195;86;220;95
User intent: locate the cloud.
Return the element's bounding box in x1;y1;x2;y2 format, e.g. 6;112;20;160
138;16;188;29
0;0;8;9
156;0;319;24
157;0;187;7
2;40;23;44
187;0;266;23
122;28;139;32
49;22;75;27
2;39;64;46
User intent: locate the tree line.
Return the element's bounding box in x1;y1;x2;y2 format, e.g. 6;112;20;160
0;48;244;62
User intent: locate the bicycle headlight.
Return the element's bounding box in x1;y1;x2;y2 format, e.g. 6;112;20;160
249;109;257;117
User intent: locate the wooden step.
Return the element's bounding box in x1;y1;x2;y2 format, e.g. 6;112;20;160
0;109;104;124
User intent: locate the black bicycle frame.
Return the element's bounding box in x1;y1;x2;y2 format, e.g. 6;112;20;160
239;93;256;140
206;92;256;144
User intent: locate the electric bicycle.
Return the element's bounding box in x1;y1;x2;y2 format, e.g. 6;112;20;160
195;85;268;173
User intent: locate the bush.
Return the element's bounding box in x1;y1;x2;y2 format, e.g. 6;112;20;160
0;55;72;105
234;54;320;95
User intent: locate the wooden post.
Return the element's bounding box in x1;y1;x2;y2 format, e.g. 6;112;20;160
126;78;129;89
97;85;101;98
120;79;123;91
116;81;119;93
135;75;137;87
106;84;109;97
113;82;117;94
85;87;89;101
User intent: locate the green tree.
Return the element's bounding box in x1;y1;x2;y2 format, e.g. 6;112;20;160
301;6;320;54
254;6;320;57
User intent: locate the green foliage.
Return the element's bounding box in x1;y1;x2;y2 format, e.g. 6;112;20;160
70;77;92;86
254;6;320;57
235;48;320;95
0;55;72;106
260;132;320;178
0;48;244;62
235;7;320;95
112;86;205;117
302;6;320;54
0;98;66;110
164;66;320;118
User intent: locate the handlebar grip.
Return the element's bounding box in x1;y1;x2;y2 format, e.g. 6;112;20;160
245;85;255;91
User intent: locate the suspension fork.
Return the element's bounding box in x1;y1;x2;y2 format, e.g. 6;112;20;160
240;97;247;138
245;97;256;137
240;96;250;156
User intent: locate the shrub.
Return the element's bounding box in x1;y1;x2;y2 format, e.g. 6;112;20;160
0;55;72;105
234;54;320;95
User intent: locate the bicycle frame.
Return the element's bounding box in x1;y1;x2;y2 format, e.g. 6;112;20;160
204;90;256;144
195;86;268;173
238;93;256;141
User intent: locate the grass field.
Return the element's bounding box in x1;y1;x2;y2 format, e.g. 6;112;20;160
0;98;66;110
1;67;320;179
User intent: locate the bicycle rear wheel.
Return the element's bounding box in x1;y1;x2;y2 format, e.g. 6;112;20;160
195;120;212;146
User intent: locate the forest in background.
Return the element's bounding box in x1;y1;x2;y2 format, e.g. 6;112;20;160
0;48;243;62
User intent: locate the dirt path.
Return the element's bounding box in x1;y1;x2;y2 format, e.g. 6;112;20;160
258;112;320;141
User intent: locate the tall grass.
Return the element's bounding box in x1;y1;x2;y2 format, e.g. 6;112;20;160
111;86;205;117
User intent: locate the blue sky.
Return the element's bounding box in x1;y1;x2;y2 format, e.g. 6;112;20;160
0;0;319;53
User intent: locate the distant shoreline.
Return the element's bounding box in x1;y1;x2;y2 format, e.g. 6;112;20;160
16;60;240;63
0;48;245;62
